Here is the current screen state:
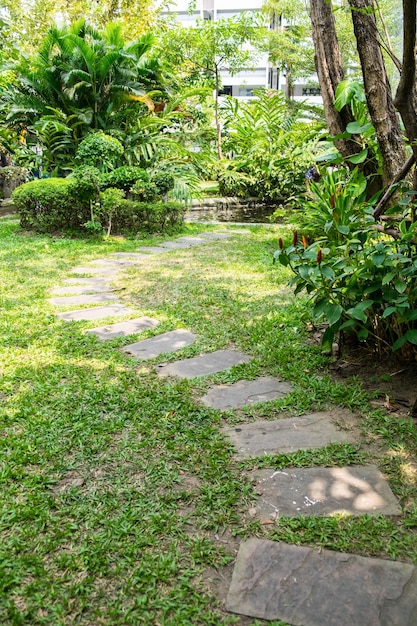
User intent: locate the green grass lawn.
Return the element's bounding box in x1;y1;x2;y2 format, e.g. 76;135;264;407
1;217;417;625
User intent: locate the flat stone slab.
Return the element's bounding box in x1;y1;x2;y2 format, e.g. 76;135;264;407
49;293;118;306
201;376;294;410
174;236;207;244
122;329;197;359
160;241;196;249
226;538;417;625
86;317;160;340
62;278;109;286
248;465;401;518
136;246;171;254
51;285;113;295
70;266;120;276
110;252;150;259
197;232;231;239
57;305;132;322
222;411;356;459
89;258;140;267
158;349;252;378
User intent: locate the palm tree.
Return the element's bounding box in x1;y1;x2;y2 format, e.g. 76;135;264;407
2;20;167;163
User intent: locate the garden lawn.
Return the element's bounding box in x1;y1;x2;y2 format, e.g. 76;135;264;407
1;217;417;625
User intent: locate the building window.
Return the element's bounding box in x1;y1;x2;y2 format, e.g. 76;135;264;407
219;86;233;96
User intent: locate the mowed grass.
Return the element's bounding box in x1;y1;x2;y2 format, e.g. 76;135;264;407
1;217;417;625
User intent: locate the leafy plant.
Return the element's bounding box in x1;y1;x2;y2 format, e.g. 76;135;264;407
75;131;124;172
274;168;417;358
219;89;324;203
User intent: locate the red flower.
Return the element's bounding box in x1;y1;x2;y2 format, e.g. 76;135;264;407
317;249;322;264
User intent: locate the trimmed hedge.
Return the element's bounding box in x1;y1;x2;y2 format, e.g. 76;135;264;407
13;178;90;232
12;178;185;235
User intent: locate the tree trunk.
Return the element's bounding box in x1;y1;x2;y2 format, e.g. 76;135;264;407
348;0;406;186
394;0;417;162
214;66;223;160
309;0;360;158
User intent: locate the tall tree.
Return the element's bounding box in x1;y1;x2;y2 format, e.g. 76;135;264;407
348;0;406;185
309;0;414;200
158;14;267;159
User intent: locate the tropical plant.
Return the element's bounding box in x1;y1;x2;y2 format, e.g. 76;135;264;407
219;89;324;203
274;168;417;359
2;20;167;172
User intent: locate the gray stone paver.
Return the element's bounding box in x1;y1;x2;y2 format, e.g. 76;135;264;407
49;293;118;306
110;252;150;259
86;317;160;340
62;278;109;286
57;305;132;322
201;376;294;410
174;236;208;244
158;349;251;378
222;411;356;459
226;538;417;625
70;266;120;275
122;329;197;359
197;232;231;239
160;241;197;249
51;285;113;295
136;246;171;254
248;465;401;518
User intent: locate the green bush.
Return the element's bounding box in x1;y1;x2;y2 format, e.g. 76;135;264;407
75;131;124;172
12;178;90;232
274;169;417;359
13;178;186;235
100;166;146;192
100;197;185;234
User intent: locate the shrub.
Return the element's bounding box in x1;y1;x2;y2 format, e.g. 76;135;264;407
100;166;147;192
274;169;417;359
75;131;124;172
13;178;186;235
12;178;90;232
100;197;185;234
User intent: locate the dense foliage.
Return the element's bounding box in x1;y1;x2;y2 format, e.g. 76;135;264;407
12;176;185;235
275;168;417;359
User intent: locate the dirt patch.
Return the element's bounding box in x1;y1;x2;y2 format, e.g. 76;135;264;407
329;349;417;418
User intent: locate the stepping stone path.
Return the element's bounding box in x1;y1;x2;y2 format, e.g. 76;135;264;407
157;349;251;379
49;229;414;624
248;465;401;519
222;411;356;458
226;538;417;625
122;329;197;360
56;304;133;322
49;293;118;306
201;376;293;410
87;317;159;340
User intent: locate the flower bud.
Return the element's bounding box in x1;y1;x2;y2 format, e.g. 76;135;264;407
293;230;298;246
278;238;283;249
302;236;307;248
317;249;322;264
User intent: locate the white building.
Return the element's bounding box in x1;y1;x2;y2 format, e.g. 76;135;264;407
164;0;322;103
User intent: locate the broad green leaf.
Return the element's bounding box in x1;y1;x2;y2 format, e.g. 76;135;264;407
337;225;350;235
321;326;334;352
357;328;369;341
382;272;396;285
348;149;368;164
372;253;385;266
394;279;407;294
405;329;417;345
392;335;408;351
323;304;342;326
346;121;372;134
382;306;397;318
